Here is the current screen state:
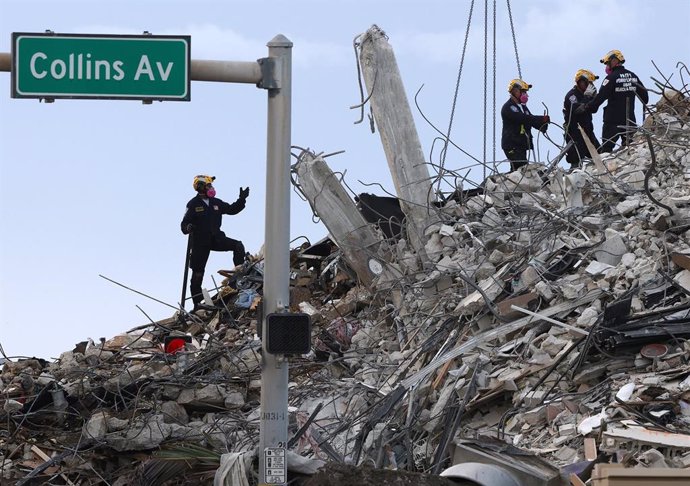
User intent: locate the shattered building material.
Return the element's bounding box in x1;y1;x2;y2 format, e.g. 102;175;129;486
2;48;690;486
357;24;438;258
293;149;386;286
591;464;690;485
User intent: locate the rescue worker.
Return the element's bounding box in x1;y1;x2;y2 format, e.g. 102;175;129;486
563;69;601;170
501;79;550;172
181;175;249;311
581;49;649;152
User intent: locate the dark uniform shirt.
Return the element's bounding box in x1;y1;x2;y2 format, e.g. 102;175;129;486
587;65;648;125
563;86;596;136
180;194;246;246
501;99;545;152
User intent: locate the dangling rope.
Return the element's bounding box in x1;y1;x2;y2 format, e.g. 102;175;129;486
438;0;475;192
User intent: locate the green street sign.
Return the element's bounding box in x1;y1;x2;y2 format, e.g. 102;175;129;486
11;33;191;101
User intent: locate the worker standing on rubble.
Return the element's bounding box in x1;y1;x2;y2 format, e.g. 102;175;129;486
501;79;550;172
581;50;649;152
563;69;601;170
181;175;249;311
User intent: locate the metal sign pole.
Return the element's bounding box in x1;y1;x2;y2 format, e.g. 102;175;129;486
0;33;293;485
260;34;292;486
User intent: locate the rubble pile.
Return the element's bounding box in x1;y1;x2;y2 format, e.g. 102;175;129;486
2;90;690;485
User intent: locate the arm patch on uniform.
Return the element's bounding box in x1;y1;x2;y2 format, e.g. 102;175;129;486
569;95;577;103
195;206;204;212
602;79;609;86
511;105;519;112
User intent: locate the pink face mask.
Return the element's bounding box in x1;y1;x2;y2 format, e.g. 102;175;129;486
206;188;216;198
519;92;529;104
605;65;612;75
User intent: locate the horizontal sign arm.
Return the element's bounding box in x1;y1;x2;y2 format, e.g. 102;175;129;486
0;52;262;85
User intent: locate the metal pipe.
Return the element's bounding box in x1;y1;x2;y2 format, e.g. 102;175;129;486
259;34;292;486
190;59;261;84
0;52;261;85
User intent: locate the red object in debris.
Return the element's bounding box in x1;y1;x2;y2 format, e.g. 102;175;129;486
165;338;187;354
641;343;669;359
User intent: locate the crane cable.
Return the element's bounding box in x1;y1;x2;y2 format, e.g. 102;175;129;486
506;0;522;79
441;0;523;186
492;0;497;167
438;0;475;194
483;0;489;180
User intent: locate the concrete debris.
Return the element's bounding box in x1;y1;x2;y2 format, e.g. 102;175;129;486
3;45;690;486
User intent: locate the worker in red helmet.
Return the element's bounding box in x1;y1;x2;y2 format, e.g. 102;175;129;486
501;78;550;172
580;49;649;152
563;69;601;170
181;175;249;311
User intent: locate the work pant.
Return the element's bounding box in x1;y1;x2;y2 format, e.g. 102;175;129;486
189;235;245;306
565;130;601;168
504;148;528;172
600;122;633;153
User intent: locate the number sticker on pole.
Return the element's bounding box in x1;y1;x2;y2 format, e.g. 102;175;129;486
263;447;286;484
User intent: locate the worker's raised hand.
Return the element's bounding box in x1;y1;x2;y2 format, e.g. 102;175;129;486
239;187;250;200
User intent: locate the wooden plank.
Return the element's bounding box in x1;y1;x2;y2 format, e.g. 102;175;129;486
294;150;384;286
570;473;587;486
497;292;539;320
358;25;437;258
672;252;690;271
30;446;75;486
584;437;598;461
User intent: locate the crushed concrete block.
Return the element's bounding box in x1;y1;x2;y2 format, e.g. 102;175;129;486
581;216;606;229
585;261;613;276
621;253;636;268
561;283;585;300
616;198;641;216
520;266;541;287
576;307;599;327
424;233;444;260
84;411;109;440
554;446;578;462
535;281;555;301
595;229;627;266
541;335;568;357
674;269;690;292
488;249;507;264
161;401;189;425
438;224;455;236
454;278;504;315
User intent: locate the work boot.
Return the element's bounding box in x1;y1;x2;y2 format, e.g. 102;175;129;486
193;302;216;311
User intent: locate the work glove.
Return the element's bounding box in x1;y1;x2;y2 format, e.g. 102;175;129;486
184;223;194;234
239;187;250;200
584;83;597;98
539;115;550;133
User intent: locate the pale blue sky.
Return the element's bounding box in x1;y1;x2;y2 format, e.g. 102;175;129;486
1;0;689;359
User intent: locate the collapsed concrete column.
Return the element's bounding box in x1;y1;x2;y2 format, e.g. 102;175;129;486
293;150;384;286
358;25;437;260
